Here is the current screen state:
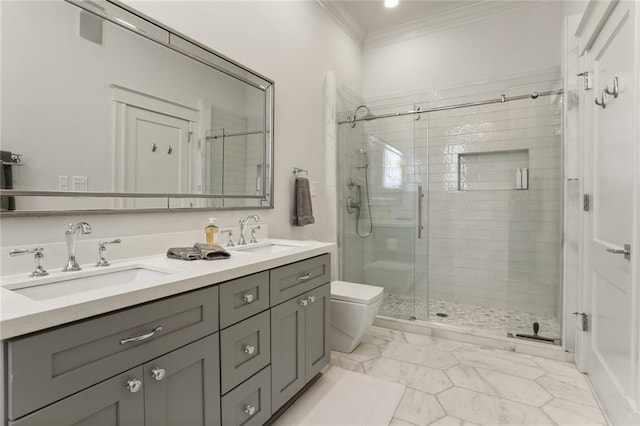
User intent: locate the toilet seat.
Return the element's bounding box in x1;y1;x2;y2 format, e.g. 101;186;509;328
331;280;384;305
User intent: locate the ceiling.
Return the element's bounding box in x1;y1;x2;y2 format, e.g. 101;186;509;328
328;0;483;33
318;0;539;48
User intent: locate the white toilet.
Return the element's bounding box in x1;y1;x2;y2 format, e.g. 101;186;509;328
330;280;384;353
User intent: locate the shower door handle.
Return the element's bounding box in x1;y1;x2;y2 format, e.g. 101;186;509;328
418;185;424;239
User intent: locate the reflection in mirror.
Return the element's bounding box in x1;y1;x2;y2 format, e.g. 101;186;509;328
0;0;273;214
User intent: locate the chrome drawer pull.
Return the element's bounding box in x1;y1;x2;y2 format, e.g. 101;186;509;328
299;299;308;307
297;272;312;281
126;379;142;393
244;344;256;355
120;326;163;345
245;404;256;416
307;295;315;303
243;293;255;303
151;367;166;381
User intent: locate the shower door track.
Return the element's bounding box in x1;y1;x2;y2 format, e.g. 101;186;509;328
338;89;563;125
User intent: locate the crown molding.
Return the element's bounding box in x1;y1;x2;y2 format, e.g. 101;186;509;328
316;0;367;48
364;0;542;50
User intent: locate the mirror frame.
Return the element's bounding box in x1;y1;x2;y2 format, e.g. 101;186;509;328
0;0;275;216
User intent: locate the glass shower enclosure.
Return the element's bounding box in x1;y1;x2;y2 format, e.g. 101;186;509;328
337;75;563;343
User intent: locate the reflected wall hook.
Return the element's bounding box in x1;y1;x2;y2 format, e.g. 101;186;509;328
594;90;607;109
151;143;157;152
167;146;173;155
604;77;619;98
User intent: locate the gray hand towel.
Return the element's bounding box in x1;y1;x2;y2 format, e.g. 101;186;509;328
293;177;315;226
167;246;201;261
194;243;231;260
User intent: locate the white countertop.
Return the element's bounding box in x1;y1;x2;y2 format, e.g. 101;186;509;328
0;239;335;340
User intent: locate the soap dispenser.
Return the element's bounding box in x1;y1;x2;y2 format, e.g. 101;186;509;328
205;218;219;244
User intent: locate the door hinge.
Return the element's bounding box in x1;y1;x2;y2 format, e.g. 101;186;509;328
577;71;592;91
583;194;590;211
188;131;194;142
573;312;589;331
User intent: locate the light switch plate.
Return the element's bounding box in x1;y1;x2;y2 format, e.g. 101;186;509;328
58;176;69;190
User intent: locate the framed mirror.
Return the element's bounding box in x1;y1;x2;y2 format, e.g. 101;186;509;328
0;0;274;215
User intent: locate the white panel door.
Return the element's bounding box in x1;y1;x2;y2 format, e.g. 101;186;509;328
582;2;638;424
124;106;190;208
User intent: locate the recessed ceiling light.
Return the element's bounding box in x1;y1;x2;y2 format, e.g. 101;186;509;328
384;0;399;8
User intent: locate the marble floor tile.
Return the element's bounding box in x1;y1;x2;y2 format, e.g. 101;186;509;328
532;357;587;380
445;365;553;407
379;341;459;369
362;325;408;345
403;332;469;352
452;347;545;380
308;325;606;426
332;342;380;363
437;387;555;426
363;357;453;394
394;388;446;426
428;416;479;426
541;398;606;425
330;353;364;373
536;375;598;407
390;419;418;426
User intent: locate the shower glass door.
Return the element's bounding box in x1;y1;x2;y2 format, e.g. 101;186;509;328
337;101;420;321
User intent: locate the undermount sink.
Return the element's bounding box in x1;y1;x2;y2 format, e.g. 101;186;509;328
4;265;175;301
230;241;306;254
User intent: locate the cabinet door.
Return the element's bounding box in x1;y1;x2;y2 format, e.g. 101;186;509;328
144;334;220;426
304;283;330;380
270;296;306;411
9;367;144;426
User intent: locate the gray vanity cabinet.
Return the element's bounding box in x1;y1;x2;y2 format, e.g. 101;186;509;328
10;334;221;426
271;282;330;411
9;367;145;426
4;252;332;426
144;334;220;426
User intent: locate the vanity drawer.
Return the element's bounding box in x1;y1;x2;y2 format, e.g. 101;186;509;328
221;366;271;426
220;310;271;394
270;254;330;306
219;271;269;329
7;286;219;420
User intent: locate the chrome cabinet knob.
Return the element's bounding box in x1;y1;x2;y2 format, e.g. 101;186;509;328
243;293;255;303
244;344;256;355
126;379;142;393
245;404;256;416
307;295;315;303
151;367;166;381
299;299;308;307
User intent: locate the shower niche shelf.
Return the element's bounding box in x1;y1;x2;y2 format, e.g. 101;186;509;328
457;149;529;191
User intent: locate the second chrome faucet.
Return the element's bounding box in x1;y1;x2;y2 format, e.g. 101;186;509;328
63;222;92;272
238;214;260;245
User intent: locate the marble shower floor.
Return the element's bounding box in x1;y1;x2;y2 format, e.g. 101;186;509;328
329;325;606;426
379;294;561;340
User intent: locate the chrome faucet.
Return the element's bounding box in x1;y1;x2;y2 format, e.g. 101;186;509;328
63;222;92;271
238;214;260;245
